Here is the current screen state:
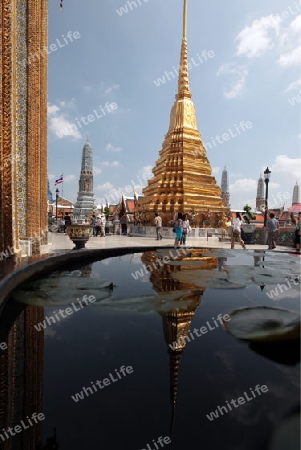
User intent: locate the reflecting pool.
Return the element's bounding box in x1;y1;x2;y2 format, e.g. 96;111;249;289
0;249;300;449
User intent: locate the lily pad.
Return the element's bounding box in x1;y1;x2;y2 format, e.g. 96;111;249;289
98;291;199;313
11;276;114;306
223;306;300;342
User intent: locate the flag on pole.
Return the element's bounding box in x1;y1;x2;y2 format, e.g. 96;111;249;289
55;175;63;186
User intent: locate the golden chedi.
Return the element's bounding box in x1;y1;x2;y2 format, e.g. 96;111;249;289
138;0;229;227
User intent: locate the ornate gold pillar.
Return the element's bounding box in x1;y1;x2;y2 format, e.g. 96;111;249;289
0;0;15;253
0;0;48;255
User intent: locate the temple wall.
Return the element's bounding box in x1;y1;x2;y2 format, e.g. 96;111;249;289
0;0;48;256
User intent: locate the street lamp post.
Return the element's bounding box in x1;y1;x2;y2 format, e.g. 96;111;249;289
263;167;271;227
55;188;59;221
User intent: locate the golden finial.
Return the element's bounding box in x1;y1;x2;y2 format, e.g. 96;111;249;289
177;0;191;99
183;0;187;39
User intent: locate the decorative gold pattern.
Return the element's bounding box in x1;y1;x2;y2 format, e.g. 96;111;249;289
15;0;28;239
0;306;44;448
0;0;48;254
0;0;14;251
138;0;229;225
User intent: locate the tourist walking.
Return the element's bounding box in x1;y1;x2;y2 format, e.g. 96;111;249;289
265;213;279;249
120;214;128;235
174;212;183;248
100;214;106;237
154;212;163;240
95;215;101;236
291;212;301;253
231;212;246;249
180;213;191;246
64;212;72;233
91;213;97;236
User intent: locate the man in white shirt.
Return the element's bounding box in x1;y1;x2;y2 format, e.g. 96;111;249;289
154;212;163;240
100;214;106;237
231;212;246;249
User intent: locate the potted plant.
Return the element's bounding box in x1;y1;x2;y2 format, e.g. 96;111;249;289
242;205;256;244
65;214;93;249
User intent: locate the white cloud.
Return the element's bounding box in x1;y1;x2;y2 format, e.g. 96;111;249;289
49;115;82;140
212;167;220;176
48;103;60;116
48;100;82;140
278;45;301;66
217;63;248;99
105;143;122;152
101;161;120;167
284;79;301;92
63;174;76;182
93;166;103;175
236;15;282;58
59;98;77;109
229;178;257;192
240;198;256;210
235;13;301;67
139;165;153;177
96;182;114;191
278;15;301;66
104;84;120;95
271;155;301;179
230;172;243;179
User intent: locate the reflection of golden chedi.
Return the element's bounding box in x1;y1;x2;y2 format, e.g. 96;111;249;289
141;249;218;292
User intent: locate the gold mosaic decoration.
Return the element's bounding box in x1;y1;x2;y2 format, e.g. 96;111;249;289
0;0;48;254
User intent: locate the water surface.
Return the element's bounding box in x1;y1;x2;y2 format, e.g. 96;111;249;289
1;249;300;449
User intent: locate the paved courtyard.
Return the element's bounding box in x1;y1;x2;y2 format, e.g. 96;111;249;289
48;231;295;254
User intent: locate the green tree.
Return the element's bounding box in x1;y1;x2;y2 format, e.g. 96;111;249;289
104;206;111;219
243;204;256;224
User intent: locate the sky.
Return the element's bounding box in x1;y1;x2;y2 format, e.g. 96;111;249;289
48;0;301;210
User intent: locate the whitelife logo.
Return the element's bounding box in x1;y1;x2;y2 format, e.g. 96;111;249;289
34;295;96;332
71;365;134;402
0;412;45;443
206;384;269;421
141;435;171;450
153;50;215;87
266;276;301;299
116;0;150;17
169;313;231;350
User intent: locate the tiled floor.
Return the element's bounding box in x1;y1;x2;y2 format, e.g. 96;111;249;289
48;232;295;254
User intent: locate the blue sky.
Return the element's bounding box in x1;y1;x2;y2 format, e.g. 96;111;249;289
48;0;301;210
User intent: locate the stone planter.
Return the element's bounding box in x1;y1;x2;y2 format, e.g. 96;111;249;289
242;224;256;233
242;224;256;245
66;224;93;249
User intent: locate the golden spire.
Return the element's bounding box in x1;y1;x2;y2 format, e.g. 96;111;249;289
176;0;191;99
183;0;187;38
177;0;191;99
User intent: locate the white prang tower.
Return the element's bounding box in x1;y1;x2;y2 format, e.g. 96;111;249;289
74;139;96;221
256;174;265;211
292;182;300;205
221;167;230;207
